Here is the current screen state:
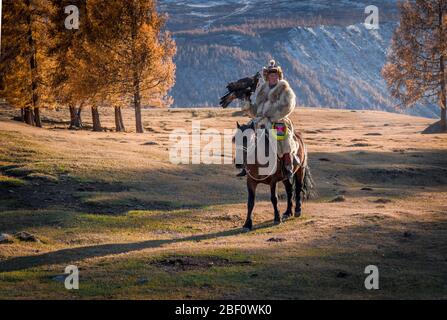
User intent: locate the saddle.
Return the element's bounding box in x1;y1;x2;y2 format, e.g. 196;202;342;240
252;119;302;163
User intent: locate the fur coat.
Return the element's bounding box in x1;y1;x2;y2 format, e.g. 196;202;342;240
242;79;297;157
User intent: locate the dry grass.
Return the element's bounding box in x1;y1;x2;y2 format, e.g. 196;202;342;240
0;107;446;299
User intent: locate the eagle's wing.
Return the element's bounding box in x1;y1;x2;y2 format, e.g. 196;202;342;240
220;92;236;109
220;74;259;108
227;77;253;91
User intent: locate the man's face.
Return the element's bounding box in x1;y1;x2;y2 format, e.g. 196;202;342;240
268;72;279;86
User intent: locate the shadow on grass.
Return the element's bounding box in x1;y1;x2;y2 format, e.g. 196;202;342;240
422;121;447;134
2;217;446;299
310;149;447;188
0;222;274;273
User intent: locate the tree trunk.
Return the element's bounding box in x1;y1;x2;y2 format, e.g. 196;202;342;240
34;107;42;127
26;0;40;127
439;6;446;132
69;105;77;129
133;72;144;133
439;55;446;131
91;106;102;132
20;108;25;122
442;106;446;131
114;106;125;132
24;107;34;126
131;11;144;134
76;106;83;128
69;105;83;129
134;104;143;133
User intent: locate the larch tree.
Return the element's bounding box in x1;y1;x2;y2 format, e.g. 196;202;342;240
46;0;88;129
87;0;176;133
48;0;108;132
62;34;116;132
383;0;447;131
0;0;52;127
80;2;127;132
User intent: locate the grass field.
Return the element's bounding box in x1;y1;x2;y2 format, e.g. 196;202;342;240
0;107;446;299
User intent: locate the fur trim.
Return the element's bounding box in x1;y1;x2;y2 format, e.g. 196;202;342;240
268;80;289;102
245;79;297;157
254;80;291;106
254;80;296;122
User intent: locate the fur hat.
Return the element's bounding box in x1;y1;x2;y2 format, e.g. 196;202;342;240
263;59;284;81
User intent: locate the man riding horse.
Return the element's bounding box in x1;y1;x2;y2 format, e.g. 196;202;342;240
239;59;299;180
221;59;315;230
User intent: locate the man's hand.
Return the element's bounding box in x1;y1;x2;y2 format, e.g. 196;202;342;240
241;101;252;112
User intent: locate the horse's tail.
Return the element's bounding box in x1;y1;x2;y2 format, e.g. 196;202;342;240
302;165;317;200
292;131;317;200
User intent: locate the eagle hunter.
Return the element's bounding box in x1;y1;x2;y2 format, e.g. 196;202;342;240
219;72;262;108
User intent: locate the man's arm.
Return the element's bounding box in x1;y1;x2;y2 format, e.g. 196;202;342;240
241;100;257;118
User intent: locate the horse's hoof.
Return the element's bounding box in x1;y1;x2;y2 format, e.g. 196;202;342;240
274;219;282;226
242;222;253;231
294;210;302;218
282;213;293;222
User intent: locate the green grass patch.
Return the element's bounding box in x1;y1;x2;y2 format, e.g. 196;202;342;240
0;210;77;231
0;175;26;187
73;210;200;233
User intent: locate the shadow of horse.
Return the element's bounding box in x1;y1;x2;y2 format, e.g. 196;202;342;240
0;223;274;273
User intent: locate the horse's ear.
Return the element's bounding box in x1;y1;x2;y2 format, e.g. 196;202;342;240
237;122;241;129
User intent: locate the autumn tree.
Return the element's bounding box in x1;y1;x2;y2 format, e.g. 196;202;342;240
383;0;447;131
78;3;127;132
47;0;111;132
46;0;88;129
0;0;51;127
87;0;176;133
63;50;105;132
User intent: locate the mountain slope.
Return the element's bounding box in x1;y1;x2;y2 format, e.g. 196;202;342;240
160;0;438;118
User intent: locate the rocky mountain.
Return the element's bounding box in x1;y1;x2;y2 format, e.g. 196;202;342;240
160;0;438;118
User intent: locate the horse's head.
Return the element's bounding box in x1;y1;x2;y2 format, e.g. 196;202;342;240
233;121;255;169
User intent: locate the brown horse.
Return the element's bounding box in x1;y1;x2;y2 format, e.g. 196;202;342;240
235;122;315;230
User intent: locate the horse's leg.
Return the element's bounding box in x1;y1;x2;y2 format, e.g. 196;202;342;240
243;179;257;231
282;179;294;221
270;182;281;225
295;167;304;217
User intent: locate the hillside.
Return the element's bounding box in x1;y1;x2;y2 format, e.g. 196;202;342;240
160;0;438;118
0;108;446;299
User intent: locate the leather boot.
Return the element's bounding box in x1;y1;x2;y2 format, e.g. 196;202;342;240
237;168;247;177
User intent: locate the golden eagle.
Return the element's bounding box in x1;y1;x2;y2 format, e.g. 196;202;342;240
219;72;261;108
